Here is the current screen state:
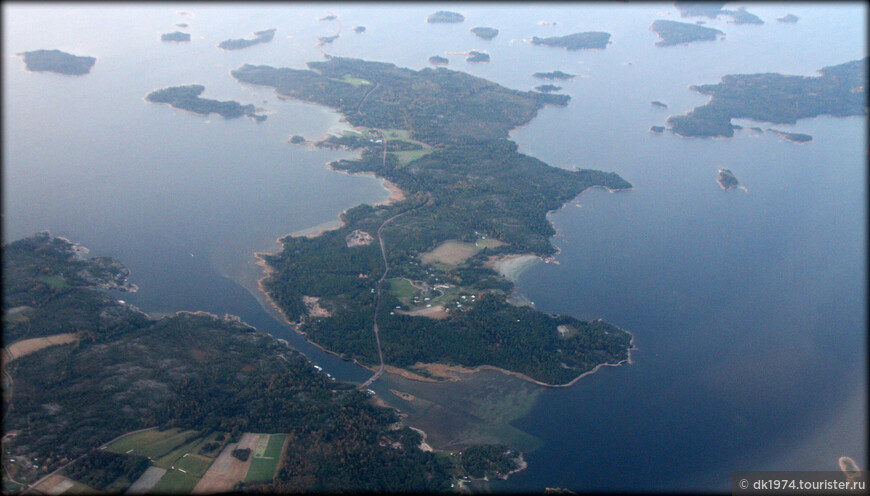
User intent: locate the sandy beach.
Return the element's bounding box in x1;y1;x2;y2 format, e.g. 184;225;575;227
486;254;541;283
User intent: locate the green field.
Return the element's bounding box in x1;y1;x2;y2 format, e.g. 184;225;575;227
244;434;286;483
150;469;199;493
37;274;68;289
337;74;372;86
387;278;418;299
263;434;286;458
105;428;186;456
174;453;213;477
245;457;278;483
392;148;433;166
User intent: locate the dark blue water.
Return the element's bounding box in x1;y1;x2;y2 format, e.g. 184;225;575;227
3;3;865;491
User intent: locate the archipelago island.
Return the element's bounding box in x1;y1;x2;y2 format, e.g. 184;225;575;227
427;11;464;23
218;28;276;50
3;233;525;492
650;19;723;46
471;27;499;40
161;31;190;42
717;168;739;190
231;57;632;387
18;49;95;75
145;84;266;121
530;31;611;50
666;58;867;138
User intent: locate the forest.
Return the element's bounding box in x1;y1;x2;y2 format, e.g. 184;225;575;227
667;58;867;137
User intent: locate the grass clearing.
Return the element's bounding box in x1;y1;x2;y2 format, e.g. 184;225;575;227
263;434;286;459
175;453;213;477
474;237;506;249
37;274;68;289
420;240;480;266
387;278;418;299
244;457;278;482
253;435;270;458
392;148;434;166
151;468;200;493
105;428;184;455
336;74;372;86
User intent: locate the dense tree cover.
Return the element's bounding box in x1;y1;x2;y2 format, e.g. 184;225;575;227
650;20;723;46
535;84;562;93
62;450;150;491
218;28;276;50
429;55;449;66
3;233;147;342
427;11;464;23
674;2;763;24
530;32;611;50
667;58;867;137
146;84;265;121
458;444;521;479
241;57;633;385
533;71;576;80
466;51;490;63
161;31;190;42
2;235;459;490
231;57;564;144
717;169;739;190
19;49;95;75
471;27;499;40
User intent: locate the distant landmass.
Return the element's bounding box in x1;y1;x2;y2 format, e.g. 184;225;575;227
651;19;723;46
429;55;449;66
777;14;799;23
3;232;504;492
145;84;266;121
535;84;562;93
717;168;739;190
650;125;665;133
428;11;464;23
231;57;631;386
466;50;490;63
218;28;276;50
354;25;366;33
667;58;867;138
18;49;95;75
767;128;812;143
471;27;499;40
674;2;763;25
651;101;668;109
533;71;576;80
530;31;611;50
161;31;190;42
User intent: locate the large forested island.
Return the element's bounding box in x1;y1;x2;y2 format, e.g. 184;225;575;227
530;32;611;50
667;58;867;138
145;84;266;121
650;19;723;46
2;233;526;493
218;28;276;50
231;57;632;386
427;11;464;23
18;49;95;75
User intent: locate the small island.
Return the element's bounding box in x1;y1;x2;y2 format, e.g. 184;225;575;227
767;128;812;143
674;2;763;25
535;84;562;93
471;27;499;40
717;168;739;190
320;14;337;21
161;31;190;42
533;71;576;80
777;14;799;23
354;26;366;33
650;125;665;133
651;101;668;109
176;22;188;28
18;49;95;76
651;20;723;46
427;11;464;23
530;31;611;51
145;84;266;121
318;34;339;45
288;135;307;144
218;28;276;50
666;58;867;138
429;55;449;66
466;51;490;63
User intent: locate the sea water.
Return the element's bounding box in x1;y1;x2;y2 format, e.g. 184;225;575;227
3;3;865;491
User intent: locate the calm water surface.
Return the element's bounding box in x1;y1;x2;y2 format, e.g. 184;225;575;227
3;3;865;491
